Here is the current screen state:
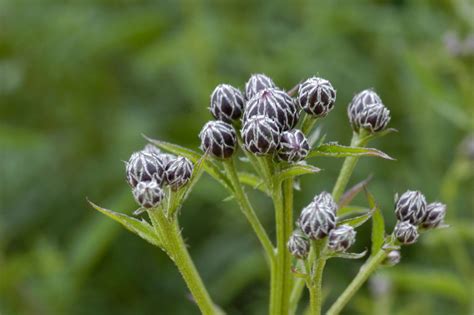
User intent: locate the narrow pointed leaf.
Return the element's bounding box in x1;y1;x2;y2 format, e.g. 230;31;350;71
276;164;321;182
88;200;162;248
238;172;267;193
330;250;367;260
360;128;398;143
337;209;375;228
337;206;371;216
308;142;395;160
338;175;373;208
365;188;385;255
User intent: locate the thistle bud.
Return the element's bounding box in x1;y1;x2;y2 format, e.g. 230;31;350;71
199;121;237;159
312;191;338;214
348;89;382;118
421;202;447;229
241;115;280;155
395;190;427;225
383;250;401;266
298;201;336;240
328;225;356;252
287;230;310;259
394;221;419;245
165;157;193;190
244;88;299;131
298;77;336;117
158;153;177;168
277;129;310;162
347;89;390;133
132;180;165;208
210;84;244;122
245;73;276;100
126;151;165;187
143;144;161;156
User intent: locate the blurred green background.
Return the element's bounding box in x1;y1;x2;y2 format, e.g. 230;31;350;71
1;0;473;314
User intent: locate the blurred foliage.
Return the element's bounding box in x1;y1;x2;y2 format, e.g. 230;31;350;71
0;0;473;314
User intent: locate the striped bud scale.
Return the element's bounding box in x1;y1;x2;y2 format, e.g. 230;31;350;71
298;77;336;117
395;190;427;225
312;191;338;214
328;225;356;252
143;144;161;156
277;129;310;162
383;250;401;266
241;115;280;155
421;202;446;229
126;151;165;187
298;201;336;240
165;156;193;190
394;221;419;245
287;230;310;259
210;84;244;122
199;121;237;159
132;180;165;208
348;89;382;119
244;73;276;100
352;102;391;133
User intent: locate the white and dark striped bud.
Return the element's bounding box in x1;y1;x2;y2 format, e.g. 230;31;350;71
210;84;244;122
348;89;390;133
158;153;177;169
298;77;336;117
245;73;276;100
126;151;165;187
348;89;382;118
165;157;193;190
143;144;161;156
421;202;447;229
312;191;338;214
395;190;427;225
328;225;356;252
277;129;310;162
132;180;165;208
241;115;280;155
199;121;237;159
394;221;419;245
383;250;401;266
298;201;336;240
244;88;299;131
287;230;310;259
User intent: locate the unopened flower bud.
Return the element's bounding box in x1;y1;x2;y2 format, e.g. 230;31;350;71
199;121;237;159
245;73;276;100
421;202;447;229
298;77;336;117
165;157;193;190
132;180;165;208
277;129;310;162
241;115;280;155
328;225;356;252
126;151;165;187
394;221;419;245
210;84;244;122
348;89;390;133
298;201;336;240
287;230;310;259
395;190;427;225
312;191;338;214
348;89;382;118
143;144;161;156
383;250;401;266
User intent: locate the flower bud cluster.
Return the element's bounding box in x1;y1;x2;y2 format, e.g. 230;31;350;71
126;144;194;209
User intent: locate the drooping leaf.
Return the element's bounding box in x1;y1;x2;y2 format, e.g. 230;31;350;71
329;249;367;260
88;200;162;248
337;208;374;228
276;163;321;182
308;142;395;160
364;188;385;255
338;175;373;208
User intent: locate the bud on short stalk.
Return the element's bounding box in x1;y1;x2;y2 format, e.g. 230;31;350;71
165;156;193;190
383;250;401;266
394;221;419;245
245;73;276;100
126;151;165;187
298;77;336;117
199;121;237;159
241;115;280;155
421;202;447;229
298;198;336;240
277;129;310;162
210;84;244;122
328;225;356;252
287;230;310;259
395;190;427;225
347;89;390;133
132;180;165;209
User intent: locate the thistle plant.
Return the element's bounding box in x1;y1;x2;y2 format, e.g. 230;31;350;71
90;73;448;315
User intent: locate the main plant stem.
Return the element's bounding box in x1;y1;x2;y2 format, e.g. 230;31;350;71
152;211;219;315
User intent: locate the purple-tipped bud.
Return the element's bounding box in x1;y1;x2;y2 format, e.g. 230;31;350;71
287;230;310;259
245;73;276;100
126;151;165;187
199;121;237;159
210;84;244;122
298;77;336;117
395;190;427;225
244;88;299;131
383;250;401;266
132;180;165;208
312;191;338;214
298;201;336;240
421;202;447;229
241;115;280;155
277;129;310;162
328;225;356;252
394;221;419;245
348;89;390;133
165;157;193;190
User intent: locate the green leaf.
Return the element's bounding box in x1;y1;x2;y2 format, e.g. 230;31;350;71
338;175;373;208
238;172;267;193
359;128;398;143
88;200;162;248
337;209;374;228
337;206;371;216
276;163;321;182
329;250;367;260
365;188;385;255
308;142;395;160
144;136;233;192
